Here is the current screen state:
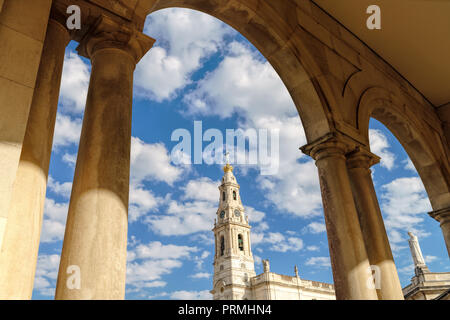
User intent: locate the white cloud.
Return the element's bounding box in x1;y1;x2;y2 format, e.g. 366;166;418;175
369;129;395;170
62;152;77;167
190;272;211;279
254;232;304;253
135;8;234;101
52;113;82;149
305;256;331;268
182;177;220;202
306;222;326;234
34;254;60;297
126;241;199;291
131;137;183;186
380;177;432;248
59;51;90;114
40;198;68;243
130;241;198;261
403;158;416;172
306;245;320;252
147;199;217;236
425;255;439;264
170;290;212;300
47;176;72;199
129;184;163;223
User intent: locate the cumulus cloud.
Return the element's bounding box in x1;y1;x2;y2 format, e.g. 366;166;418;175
129;184;163;223
126;241;198;292
252;231;304;253
135;8;234;101
131;137;184;186
380;177;432;248
59;51;90;114
34;254;60;297
52;113;82;150
369;129;395;170
305;222;326;234
305;257;331;268
40;198;68;243
47;176;72;199
190;272;211;279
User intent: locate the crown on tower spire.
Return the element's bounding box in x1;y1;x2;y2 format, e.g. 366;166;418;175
223;152;233;173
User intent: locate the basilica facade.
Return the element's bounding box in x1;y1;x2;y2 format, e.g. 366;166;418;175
211;163;335;300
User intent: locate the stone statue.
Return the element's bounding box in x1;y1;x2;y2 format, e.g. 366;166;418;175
408;231;426;267
262;259;270;273
294;265;299;277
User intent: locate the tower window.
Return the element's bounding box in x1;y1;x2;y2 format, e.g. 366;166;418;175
222;192;226;201
220;236;225;256
238;234;244;251
233;190;237;200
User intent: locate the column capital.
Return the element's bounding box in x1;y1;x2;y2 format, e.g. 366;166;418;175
346;146;380;170
300;132;355;161
77;15;155;64
429;207;450;224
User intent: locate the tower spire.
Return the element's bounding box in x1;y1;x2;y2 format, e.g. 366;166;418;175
211;163;255;300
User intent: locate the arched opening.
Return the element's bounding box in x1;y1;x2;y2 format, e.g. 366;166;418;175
220;236;225;257
367;118;449;287
30;5;336;300
238;234;244;251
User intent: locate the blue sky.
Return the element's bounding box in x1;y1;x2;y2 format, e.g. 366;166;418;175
32;8;449;300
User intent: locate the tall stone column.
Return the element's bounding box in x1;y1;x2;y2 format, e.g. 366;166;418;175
429;208;450;258
0;18;70;300
55;16;154;300
302;134;378;300
346;148;404;300
0;0;52;251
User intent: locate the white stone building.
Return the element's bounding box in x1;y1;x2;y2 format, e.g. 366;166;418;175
402;232;450;300
211;163;335;300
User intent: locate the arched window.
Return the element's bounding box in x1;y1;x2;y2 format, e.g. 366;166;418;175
233;190;237;200
222;192;226;201
220;236;225;256
238;234;244;251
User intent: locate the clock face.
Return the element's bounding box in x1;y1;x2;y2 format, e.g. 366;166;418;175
234;210;241;217
220;211;225;219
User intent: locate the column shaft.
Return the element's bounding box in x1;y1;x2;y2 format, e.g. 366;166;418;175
0;0;52;251
347;151;404;300
310;140;378;300
0;19;69;299
55;47;135;299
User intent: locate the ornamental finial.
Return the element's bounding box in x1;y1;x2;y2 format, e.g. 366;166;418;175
223;152;233;172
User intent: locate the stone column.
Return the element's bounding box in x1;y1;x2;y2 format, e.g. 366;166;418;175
429;208;450;258
54;16;154;300
302;134;378;300
0;0;52;251
0;18;69;300
346;148;404;300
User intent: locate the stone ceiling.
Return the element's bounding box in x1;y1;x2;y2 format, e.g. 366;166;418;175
313;0;450;108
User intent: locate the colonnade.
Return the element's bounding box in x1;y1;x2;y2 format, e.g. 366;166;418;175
0;0;448;301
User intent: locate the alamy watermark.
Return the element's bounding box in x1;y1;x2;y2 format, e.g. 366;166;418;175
170;121;280;175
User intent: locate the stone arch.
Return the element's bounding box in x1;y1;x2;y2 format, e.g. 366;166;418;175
357;87;450;211
143;0;333;142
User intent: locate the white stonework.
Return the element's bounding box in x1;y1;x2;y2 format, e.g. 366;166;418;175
403;232;450;300
211;164;335;300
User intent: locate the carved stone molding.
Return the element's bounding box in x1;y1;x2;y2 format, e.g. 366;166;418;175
429;207;450;226
77;14;154;64
346;146;380;170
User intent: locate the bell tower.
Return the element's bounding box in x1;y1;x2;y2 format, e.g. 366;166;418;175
211;162;256;300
